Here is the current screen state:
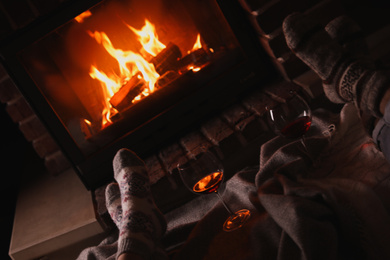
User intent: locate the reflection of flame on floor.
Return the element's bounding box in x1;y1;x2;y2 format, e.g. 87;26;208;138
83;16;212;131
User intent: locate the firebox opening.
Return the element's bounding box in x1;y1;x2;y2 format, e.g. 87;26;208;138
18;0;243;156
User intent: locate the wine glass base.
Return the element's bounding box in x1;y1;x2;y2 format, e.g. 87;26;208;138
223;209;251;232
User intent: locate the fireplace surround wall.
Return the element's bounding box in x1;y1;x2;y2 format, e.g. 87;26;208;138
1;0;389;194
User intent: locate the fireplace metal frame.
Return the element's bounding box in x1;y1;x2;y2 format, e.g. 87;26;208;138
0;0;276;189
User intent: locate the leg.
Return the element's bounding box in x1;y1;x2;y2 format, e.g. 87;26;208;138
283;13;390;138
108;148;167;259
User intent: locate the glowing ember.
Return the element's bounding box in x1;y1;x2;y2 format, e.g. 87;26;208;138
189;66;201;72
84;119;92;126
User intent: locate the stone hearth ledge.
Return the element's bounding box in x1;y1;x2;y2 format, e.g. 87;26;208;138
9;168;106;260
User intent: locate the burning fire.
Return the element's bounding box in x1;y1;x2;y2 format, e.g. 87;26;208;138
88;30;160;91
88;20;162;127
74;10;92;23
127;20;166;57
87;19;204;129
191;34;202;52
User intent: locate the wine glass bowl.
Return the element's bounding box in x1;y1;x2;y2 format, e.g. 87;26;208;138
177;151;251;232
178;152;224;195
267;93;312;139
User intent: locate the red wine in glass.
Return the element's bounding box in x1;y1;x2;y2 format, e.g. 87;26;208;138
178;151;251;232
267;93;312;152
280;116;312;138
193;171;224;194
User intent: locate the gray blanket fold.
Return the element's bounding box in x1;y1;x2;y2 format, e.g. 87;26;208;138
78;104;390;259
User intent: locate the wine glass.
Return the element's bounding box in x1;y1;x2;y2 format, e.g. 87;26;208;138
266;92;312;153
177;151;251;232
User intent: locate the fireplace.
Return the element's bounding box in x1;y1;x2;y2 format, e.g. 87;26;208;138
0;0;274;189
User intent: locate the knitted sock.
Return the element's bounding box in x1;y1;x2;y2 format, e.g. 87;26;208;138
283;13;347;90
324;16;390;124
324;15;369;58
283;13;390;131
106;182;122;227
113;148;167;259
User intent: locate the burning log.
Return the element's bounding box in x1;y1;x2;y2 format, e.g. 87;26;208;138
109;73;146;112
156;71;179;89
178;48;211;73
80;118;94;139
150;42;182;75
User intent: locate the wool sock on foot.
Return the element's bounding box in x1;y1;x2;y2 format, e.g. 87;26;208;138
113;148;167;259
325;15;369;58
283;13;390;131
106;182;123;227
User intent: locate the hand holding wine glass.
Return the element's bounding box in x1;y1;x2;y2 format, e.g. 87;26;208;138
177;150;251;232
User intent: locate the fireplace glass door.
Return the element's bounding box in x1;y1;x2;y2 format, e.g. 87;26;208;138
18;0;243;156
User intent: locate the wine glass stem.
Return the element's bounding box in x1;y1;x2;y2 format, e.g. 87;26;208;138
300;135;309;154
215;190;234;215
301;135;317;166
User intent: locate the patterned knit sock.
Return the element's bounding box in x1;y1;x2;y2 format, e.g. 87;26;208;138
113;148;167;259
106;182;123;227
324;15;369;58
283;13;390;131
282;12;347;92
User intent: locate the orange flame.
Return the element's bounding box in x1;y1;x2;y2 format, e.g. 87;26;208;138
192;34;202;51
187;34;204;72
87;20;163;127
87;19;207;129
74;10;92;23
89;66;120;125
127;19;166;57
89;65;121;96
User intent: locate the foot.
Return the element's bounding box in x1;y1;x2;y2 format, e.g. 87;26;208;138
283;13;390;131
112;148;167;259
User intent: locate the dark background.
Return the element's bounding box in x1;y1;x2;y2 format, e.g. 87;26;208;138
0;103;43;260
